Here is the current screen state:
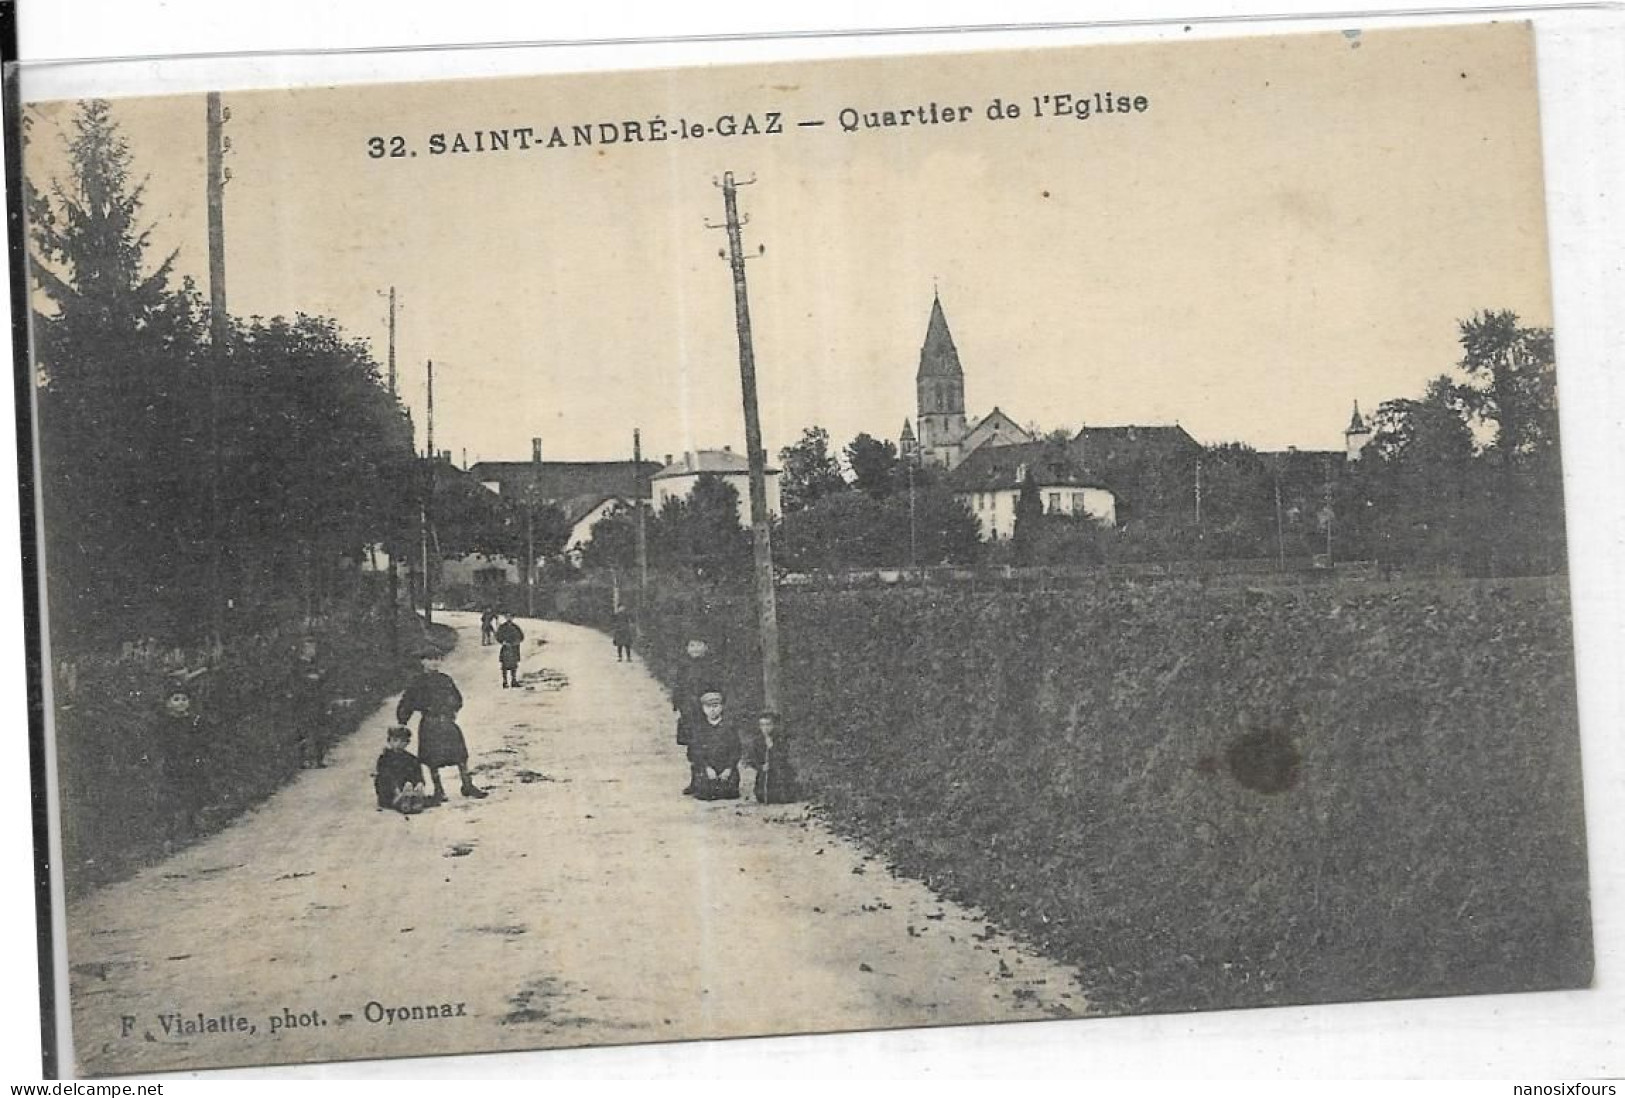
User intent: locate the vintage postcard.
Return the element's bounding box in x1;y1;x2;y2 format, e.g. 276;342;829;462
12;19;1594;1077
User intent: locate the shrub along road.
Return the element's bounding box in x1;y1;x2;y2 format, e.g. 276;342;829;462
65;613;1084;1076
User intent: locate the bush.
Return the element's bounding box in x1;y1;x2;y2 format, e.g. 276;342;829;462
54;607;441;895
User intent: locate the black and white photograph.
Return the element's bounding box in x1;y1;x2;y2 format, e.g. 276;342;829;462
6;5;1621;1080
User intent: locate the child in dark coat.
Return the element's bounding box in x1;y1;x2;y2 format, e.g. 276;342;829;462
749;710;800;804
396;646;487;802
374;725;427;814
611;611;634;662
673;635;722;794
688;687;742;800
495;613;525;688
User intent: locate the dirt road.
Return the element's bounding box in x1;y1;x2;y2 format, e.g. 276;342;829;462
65;614;1085;1075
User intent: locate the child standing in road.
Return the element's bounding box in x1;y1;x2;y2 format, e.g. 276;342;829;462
495;613;525;688
611;611;634;663
374;725;428;814
287;635;330;769
396;646;488;802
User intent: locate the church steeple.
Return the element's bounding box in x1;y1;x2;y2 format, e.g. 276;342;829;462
916;292;967;468
917;293;963;381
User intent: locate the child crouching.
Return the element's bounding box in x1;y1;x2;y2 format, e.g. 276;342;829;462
688;687;742;801
374;725;428;815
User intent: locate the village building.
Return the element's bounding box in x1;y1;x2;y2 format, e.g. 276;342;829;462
948;441;1116;539
896;292;1365;543
651;447;782;526
468;439;661;556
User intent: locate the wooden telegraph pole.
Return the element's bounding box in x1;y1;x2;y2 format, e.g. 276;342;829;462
205;92;228;654
422;359;435;626
713;172;781;713
384;286;401;655
633;428;649;644
526;437;539;618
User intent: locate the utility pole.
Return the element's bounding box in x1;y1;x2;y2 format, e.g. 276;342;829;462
205;92;229;655
525;438;539;618
1274;467;1286;572
907;459;918;571
384;286;400;655
1194;458;1204;561
387;286;397;396
713;171;781;714
422;360;435;625
633;428;649;640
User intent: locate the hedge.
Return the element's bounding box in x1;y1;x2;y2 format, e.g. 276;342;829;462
600;575;1589;1015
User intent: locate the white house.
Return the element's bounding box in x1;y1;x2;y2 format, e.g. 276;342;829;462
948;441;1116;541
652;448;782;526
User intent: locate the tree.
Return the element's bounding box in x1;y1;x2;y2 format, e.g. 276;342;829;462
845;432;900;497
652;474;751;580
1362;376;1485;571
1010;469;1044;565
776;467;981;571
1454;310;1559;467
910;477;984;566
28;100;211;646
778;426;848;512
26;100;427;644
580;504;637;572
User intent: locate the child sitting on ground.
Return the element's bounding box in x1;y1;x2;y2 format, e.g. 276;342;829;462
374;725;428;815
689;687;742;801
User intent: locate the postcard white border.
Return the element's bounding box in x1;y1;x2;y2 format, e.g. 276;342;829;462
3;0;1622;1083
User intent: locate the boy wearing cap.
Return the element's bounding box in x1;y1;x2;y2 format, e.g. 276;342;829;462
688;687;742;800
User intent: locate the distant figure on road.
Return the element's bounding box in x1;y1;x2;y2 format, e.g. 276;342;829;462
287;635;332;769
495;613;525;688
687;687;741;800
611;611;634;662
373;725;427;815
396;646;487;802
479;608;498;647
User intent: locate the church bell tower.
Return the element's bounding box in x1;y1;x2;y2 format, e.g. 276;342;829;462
916;292;967;468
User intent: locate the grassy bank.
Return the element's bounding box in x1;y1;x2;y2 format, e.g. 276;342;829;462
573;575;1591;1014
55;610;452;896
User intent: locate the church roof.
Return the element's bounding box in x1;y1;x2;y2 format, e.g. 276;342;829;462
917;293;963;380
1347;401;1369;434
947;441;1106;492
899;418;915;440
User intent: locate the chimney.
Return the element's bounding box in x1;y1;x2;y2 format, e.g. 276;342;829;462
664;453;673;467
531;437;543;464
440;450;452;464
723;444;732;453
683;451;693;470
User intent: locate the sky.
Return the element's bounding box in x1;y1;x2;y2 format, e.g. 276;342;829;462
21;21;1554;467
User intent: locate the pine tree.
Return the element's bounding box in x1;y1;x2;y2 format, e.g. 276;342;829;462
28;100;210;647
1011;469;1044;565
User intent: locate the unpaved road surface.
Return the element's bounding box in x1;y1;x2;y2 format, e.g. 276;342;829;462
66;614;1085;1075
